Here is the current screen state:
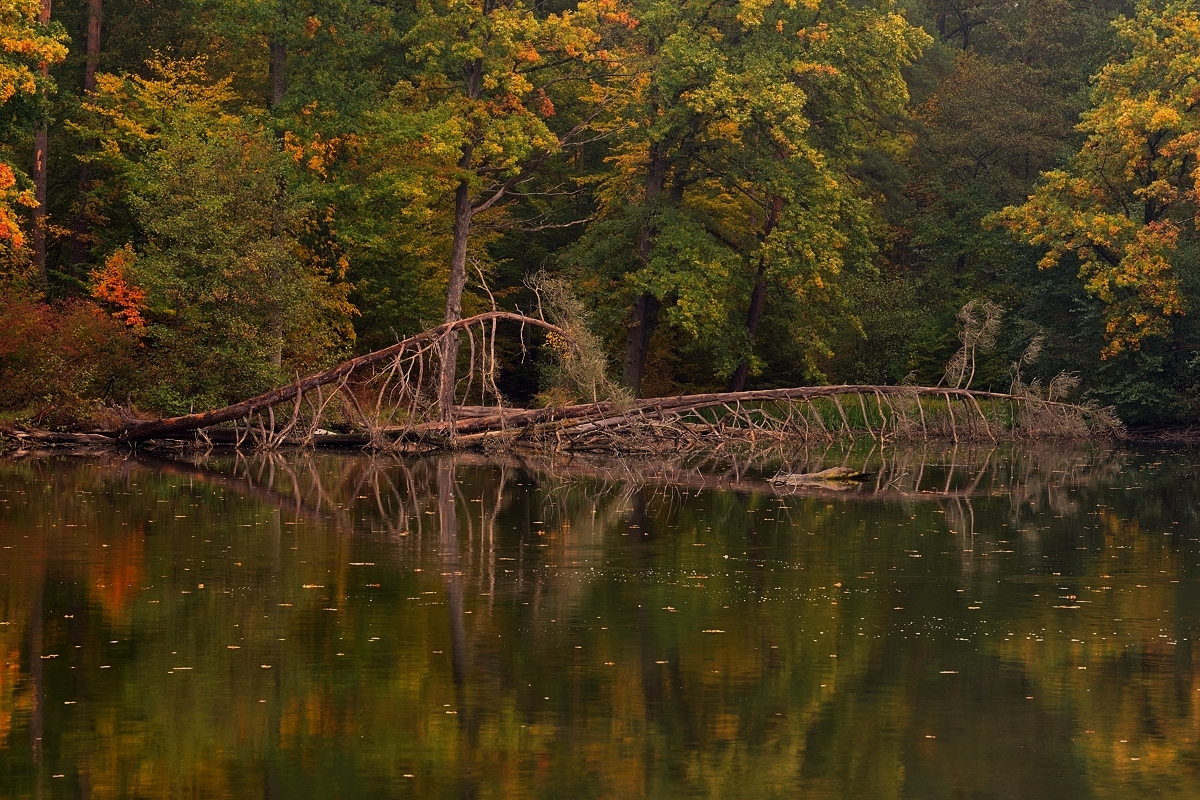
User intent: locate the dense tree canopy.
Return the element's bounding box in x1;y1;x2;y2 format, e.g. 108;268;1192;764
997;1;1200;357
16;0;1200;428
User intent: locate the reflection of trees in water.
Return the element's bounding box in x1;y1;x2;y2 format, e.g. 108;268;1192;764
2;445;1199;798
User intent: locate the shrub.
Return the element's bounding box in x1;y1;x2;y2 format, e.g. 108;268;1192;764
0;288;137;426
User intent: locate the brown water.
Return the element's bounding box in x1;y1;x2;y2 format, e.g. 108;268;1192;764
0;443;1197;799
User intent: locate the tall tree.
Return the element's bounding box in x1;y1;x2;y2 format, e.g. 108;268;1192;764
572;0;927;396
79;57;353;410
399;0;632;420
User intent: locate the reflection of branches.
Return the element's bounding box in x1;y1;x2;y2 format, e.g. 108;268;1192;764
136;443;1125;544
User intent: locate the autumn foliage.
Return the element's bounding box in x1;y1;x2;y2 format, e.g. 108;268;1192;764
996;2;1200;356
89;244;147;332
0;287;135;422
12;0;1200;427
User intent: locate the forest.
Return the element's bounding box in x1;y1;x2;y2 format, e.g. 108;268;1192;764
2;0;1198;432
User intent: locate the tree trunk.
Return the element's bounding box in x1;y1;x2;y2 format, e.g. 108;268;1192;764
69;0;102;268
726;265;767;392
438;159;474;422
727;197;781;392
266;28;288;367
436;48;485;424
83;0;100;92
269;39;286;108
31;0;51;286
32;124;48;284
622;145;667;397
622;292;661;395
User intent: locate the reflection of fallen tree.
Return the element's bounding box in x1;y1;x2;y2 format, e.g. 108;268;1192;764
6;312;1122;453
501;443;1122;504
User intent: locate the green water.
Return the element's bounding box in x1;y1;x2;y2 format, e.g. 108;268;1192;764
0;444;1198;799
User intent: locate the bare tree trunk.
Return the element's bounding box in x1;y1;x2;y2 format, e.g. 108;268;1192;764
439;160;474;422
68;0;102;268
31;0;52;286
622;145;667;397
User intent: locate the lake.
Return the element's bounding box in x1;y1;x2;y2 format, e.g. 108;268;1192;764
0;442;1197;798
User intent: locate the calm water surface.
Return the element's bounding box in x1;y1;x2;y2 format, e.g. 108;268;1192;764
0;443;1198;799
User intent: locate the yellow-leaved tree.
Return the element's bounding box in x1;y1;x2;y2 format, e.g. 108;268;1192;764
397;0;634;420
995;1;1200;356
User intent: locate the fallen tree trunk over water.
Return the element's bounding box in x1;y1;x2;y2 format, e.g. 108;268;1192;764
3;313;1122;453
458;385;1122;450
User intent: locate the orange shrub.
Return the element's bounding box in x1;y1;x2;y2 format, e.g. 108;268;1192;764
0;288;137;424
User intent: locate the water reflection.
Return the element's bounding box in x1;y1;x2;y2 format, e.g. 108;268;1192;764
0;443;1197;798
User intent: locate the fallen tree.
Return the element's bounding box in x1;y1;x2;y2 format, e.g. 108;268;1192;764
3;312;1123;453
110;311;569;442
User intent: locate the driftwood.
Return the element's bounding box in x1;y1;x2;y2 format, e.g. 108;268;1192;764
770;467;869;486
